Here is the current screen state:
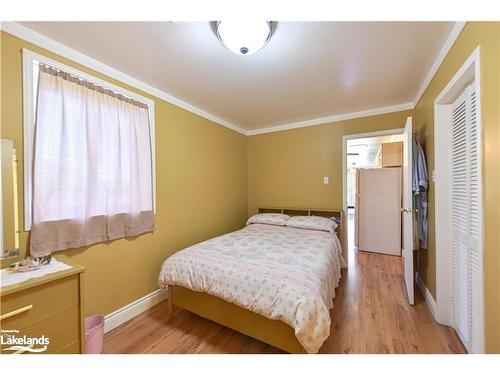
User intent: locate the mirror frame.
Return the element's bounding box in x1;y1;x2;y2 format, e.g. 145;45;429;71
1;139;24;268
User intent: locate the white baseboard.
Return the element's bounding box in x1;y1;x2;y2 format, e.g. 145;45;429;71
416;273;437;319
104;288;169;334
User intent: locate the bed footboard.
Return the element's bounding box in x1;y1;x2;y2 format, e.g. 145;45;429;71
168;285;307;354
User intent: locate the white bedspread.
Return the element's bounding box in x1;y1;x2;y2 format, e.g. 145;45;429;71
158;223;345;353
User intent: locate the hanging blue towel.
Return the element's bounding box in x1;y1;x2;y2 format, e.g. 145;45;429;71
412;136;428;249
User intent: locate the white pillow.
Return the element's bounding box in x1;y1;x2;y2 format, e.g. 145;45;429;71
246;213;290;226
285;215;338;234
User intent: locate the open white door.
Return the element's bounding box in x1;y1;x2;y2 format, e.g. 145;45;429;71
402;116;414;305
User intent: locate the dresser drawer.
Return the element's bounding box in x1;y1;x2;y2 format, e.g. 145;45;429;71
1;274;79;330
1;307;81;354
24;307;80;353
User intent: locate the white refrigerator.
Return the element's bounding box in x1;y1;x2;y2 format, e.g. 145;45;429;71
354;167;402;256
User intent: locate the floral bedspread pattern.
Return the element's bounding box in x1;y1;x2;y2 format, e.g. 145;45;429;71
158;223;345;353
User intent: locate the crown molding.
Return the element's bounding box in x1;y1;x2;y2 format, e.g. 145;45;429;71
246;102;414;136
248;21;466;136
0;22;247;136
413;21;466;107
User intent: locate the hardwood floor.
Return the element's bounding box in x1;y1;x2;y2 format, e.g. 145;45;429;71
104;247;466;354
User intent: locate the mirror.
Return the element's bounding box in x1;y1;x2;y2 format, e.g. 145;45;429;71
1;138;22;267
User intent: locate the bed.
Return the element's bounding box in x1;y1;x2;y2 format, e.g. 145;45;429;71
158;208;345;353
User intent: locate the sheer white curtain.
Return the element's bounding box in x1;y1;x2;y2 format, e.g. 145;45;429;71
30;65;154;256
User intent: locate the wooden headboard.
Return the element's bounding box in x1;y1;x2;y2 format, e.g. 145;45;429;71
258;207;344;243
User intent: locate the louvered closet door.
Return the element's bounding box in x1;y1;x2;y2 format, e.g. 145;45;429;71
467;87;483;354
451;90;469;348
450;83;483;353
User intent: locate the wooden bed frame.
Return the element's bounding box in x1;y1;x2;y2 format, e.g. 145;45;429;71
166;207;344;354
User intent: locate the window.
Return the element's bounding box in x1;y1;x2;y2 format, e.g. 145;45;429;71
22;50;156;255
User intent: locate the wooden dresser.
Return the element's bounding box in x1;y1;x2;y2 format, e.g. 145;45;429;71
0;255;85;354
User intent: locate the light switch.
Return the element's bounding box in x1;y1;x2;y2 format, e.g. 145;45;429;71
432;170;436;182
323;176;330;184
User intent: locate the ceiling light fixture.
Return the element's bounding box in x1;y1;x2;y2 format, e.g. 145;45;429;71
214;21;274;56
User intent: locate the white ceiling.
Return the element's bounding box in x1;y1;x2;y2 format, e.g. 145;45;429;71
18;21;456;132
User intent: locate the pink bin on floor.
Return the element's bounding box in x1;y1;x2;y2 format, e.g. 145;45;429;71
85;315;104;354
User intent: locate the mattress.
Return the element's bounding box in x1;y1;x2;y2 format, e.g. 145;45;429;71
158;223;345;353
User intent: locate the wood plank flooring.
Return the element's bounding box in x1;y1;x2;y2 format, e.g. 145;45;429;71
104;247;466;354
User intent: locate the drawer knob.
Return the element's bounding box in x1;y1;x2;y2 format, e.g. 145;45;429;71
0;304;33;321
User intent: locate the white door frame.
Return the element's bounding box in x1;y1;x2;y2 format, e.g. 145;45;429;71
434;46;484;353
342;128;404;265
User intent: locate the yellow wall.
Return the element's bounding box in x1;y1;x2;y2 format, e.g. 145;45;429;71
0;32;248;316
247;110;413;215
413;22;500;353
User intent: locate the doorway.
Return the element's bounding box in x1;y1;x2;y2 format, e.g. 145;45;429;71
342;129;403;265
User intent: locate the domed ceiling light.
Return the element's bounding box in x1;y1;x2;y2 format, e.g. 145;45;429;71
215;21;274;55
